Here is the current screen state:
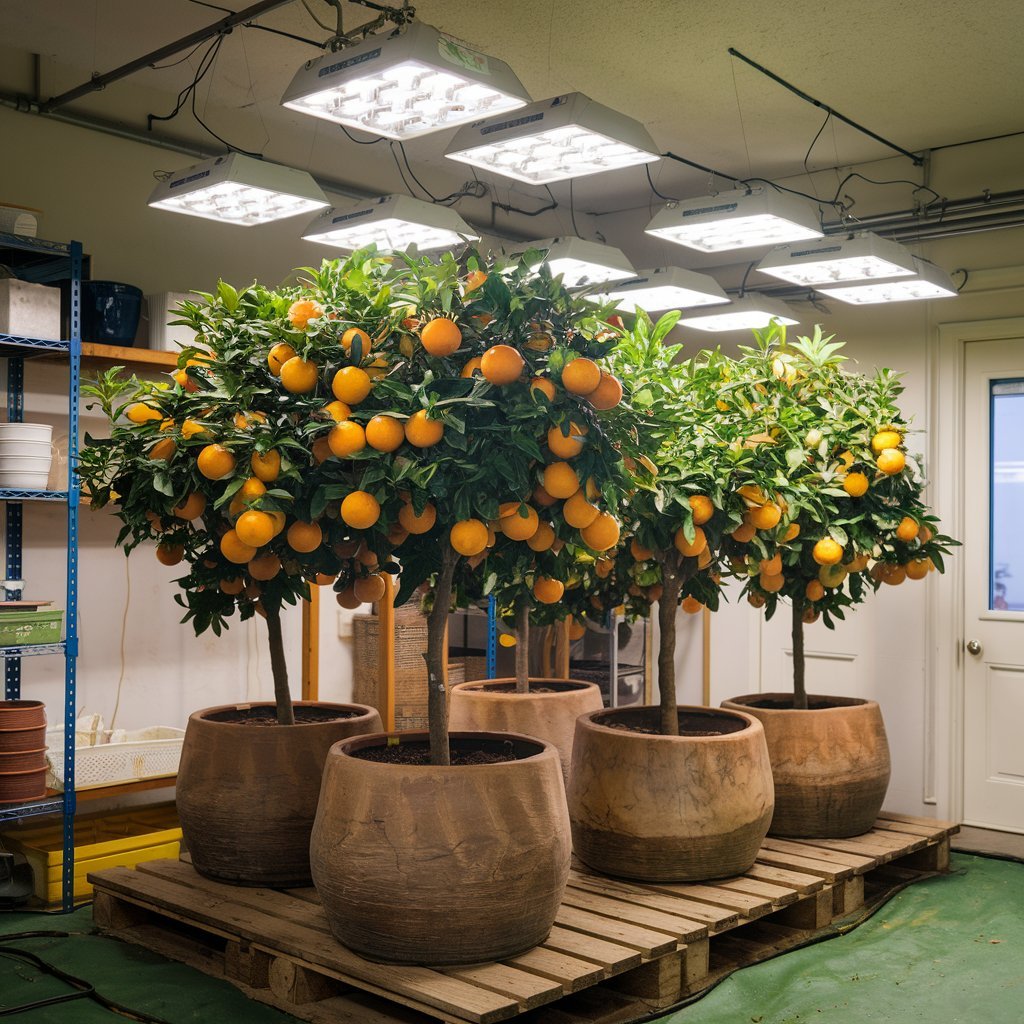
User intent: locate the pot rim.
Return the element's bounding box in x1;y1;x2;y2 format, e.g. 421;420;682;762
0;747;46;757
333;729;559;768
578;704;762;740
0;700;46;711
189;700;380;727
723;693;879;713
0;723;48;733
450;678;600;699
0;765;48;778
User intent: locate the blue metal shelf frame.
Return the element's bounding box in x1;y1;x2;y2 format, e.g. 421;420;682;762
0;233;80;912
486;595;497;678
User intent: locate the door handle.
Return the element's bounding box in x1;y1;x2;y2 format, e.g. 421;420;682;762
966;639;983;656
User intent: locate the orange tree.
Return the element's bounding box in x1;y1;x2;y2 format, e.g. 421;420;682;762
712;323;957;709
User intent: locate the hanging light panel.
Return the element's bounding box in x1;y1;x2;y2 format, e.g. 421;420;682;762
519;237;635;287
596;267;730;313
645;189;824;253
445;93;660;185
816;257;957;304
301;193;479;252
147;153;329;225
281;22;530;140
678;293;799;332
757;232;918;285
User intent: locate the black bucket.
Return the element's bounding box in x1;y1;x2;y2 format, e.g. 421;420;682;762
82;281;143;345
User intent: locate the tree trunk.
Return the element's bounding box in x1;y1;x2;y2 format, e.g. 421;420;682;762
264;604;295;726
424;547;459;766
656;556;682;737
792;599;808;710
514;595;531;694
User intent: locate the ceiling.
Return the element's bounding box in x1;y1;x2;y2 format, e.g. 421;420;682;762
1;0;1022;265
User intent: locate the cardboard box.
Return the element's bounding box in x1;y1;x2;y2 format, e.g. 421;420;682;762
0;278;61;341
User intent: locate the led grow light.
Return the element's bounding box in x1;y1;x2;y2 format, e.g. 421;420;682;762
645;189;824;253
596;266;729;313
757;232;918;285
445;93;660;185
281;22;530;140
302;193;479;252
816;257;957;304
148;153;329;226
519;237;635;286
678;293;799;332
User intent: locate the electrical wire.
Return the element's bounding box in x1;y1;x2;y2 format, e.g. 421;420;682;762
831;171;942;208
148;38;209;70
738;260;757;296
339;124;384;145
108;556;131;731
662;151;741;184
395;141;441;201
186;0;326;48
569;178;580;237
803;111;831;176
645;164;678;202
953;267;970;292
491;185;557;218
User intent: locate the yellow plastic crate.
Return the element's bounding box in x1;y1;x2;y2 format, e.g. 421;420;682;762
1;803;181;904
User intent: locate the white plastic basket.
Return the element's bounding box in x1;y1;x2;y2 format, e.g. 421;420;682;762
46;725;184;790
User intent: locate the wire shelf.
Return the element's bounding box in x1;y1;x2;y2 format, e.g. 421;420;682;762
0;489;69;502
0;642;66;659
0;334;71;355
0;796;65;824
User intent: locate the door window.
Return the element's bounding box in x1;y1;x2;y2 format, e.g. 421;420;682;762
991;379;1024;611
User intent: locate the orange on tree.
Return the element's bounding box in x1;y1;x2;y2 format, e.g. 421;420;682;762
238;477;267;502
542;461;580;499
460;357;482;378
220;578;245;595
156;542;184;566
181;418;209;440
341;491;381;530
759;553;783;576
324;400;351;422
267;341;297;376
896;516;919;541
781;522;801;542
341;327;371;355
287;299;322;330
561;357;601;395
248;553;282;581
532;484;557;507
365;414;405;452
332;366;372;404
526;521;555;552
250;449;281;482
533;577;564;604
328;420;366;458
148;437;176;462
197;443;236;480
843;471;869;497
420;317;462;357
759;572;785;593
285;521;323;552
906;557;931;580
746;502;782;530
587;373;623;410
871;429;902;454
404;410;444;448
126;402;162;424
564;491;599;529
876;448;906;475
450;519;489;556
220;529;257;565
689;495;714;526
581;512;620;551
805;579;825;601
498;502;539;541
353;573;387;603
530;377;556;401
674;526;707;558
481;344;525;385
546;422;585;459
630;539;653;562
173;492;207;521
812;537;844;565
681;595;703;614
280;356;319;395
235;510;275;548
398;502;436;535
464;270;488;294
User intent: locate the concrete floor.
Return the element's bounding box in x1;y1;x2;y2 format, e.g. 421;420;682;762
952;826;1024;861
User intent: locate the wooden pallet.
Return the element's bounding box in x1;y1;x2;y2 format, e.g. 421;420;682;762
88;812;958;1024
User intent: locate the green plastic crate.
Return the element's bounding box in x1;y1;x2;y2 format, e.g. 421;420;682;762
0;610;64;646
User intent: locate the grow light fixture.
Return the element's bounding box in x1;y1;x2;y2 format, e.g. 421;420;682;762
678;293;799;332
816;256;957;304
147;154;329;226
597;266;729;313
444;93;660;185
645;189;824;253
757;232;918;285
301;193;479;252
281;22;530;140
519;237;635;287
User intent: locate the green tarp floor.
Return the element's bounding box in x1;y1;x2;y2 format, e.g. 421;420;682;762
0;853;1020;1023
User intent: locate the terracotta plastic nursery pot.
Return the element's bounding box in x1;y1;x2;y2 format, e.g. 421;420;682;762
722;693;891;838
310;731;571;965
176;701;381;886
447;678;603;783
567;706;774;883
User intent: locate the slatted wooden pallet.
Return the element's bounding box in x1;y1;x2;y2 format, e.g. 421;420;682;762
88;812;958;1024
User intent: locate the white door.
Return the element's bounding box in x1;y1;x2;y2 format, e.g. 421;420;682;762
962;337;1024;833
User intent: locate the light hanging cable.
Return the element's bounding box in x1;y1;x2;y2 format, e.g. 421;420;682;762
678;293;799;332
595;267;729;313
281;21;530;140
445;93;660;185
756;232;919;285
517;237;635;287
645;188;824;253
147;153;329;225
816;257;957;304
301;193;479;252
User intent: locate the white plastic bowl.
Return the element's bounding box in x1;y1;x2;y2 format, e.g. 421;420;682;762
0;470;50;489
0;455;52;471
0;439;53;457
0;423;52;443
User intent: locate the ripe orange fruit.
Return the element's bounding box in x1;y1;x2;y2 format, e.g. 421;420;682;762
906;558;931;580
461;357;483;378
877;448;906;475
197;444;236;480
268;342;297;375
759;553;783;575
843;472;869;497
450;519;489;556
172;492;206;520
268;511;287;537
748;592;766;608
689;495;714;526
248;553;282;581
533;577;564;604
464;270;488;294
481;345;526;386
499;502;539;541
533;484;557;507
813;538;844;566
148;437;176;462
220;529;257;564
220;578;244;595
697;548;713;569
759;572;785;593
366;415;405;452
332;366;372;405
238;477;267;502
336;586;361;610
126;402;163;424
404;410;444;448
527;521;555;552
181;418;209;440
155;542;184;566
681;595;703;614
399;502;436;535
420;317;462;356
587;372;623;410
324;400;351;422
747;503;782;530
781;522;801;543
871;429;902;454
805;579;825;601
530;377;556;402
630;539;653;562
498;633;517;648
312;436;332;464
819;563;849;588
286;520;321;552
280;357;319;394
564;491;599;529
581;512;620;551
235;510;275;548
594;556;613;579
542;461;580;499
547;422;586;459
341;327;371;355
918;525;934;543
674;526;707;558
844;552;871;573
314;572;336;586
881;563;907;586
896;516;919;542
731;522;757;544
288;299;322;330
328;420;366;458
250;450;281;482
354;573;386;603
341;491;381;530
562;357;601;395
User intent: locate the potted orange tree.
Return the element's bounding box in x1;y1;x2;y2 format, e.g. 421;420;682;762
565;311;775;882
719;324;956;837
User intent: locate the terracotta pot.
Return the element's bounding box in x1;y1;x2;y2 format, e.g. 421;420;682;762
0;700;46;731
176;701;381;887
567;706;774;883
0;766;47;803
310;731;571;965
0;724;46;753
0;747;46;773
722;693;890;838
448;678;603;783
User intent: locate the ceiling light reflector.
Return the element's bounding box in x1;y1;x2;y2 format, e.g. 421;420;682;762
302;193;479;252
596;266;729;313
281;22;530;140
445;93;660;184
678;293;799;332
757;232;918;285
816;257;957;303
147;153;329;225
519;237;635;286
645;189;824;253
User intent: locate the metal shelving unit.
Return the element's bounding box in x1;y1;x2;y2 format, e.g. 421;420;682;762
0;232;81;912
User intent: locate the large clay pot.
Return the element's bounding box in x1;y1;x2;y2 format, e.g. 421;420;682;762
0;701;47;804
176;701;381;886
448;679;603;783
0;700;46;752
567;706;774;882
722;693;890;838
310;731;571;965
